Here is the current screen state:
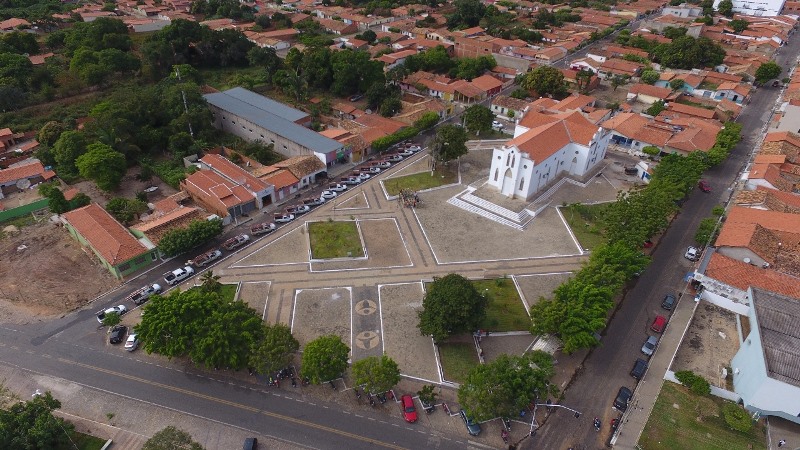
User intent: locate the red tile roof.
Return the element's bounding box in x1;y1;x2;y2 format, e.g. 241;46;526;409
704;253;800;298
0;160;55;185
62;203;150;265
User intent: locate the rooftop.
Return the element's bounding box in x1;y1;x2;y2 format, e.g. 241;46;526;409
62;203;150;265
751;287;800;388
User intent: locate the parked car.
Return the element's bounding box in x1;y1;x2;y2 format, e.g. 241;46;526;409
613;387;632;411
328;183;348;192
630;358;648;381
698;179;712;192
250;222;277;236
400;394;417;423
349;94;363;102
163;266;195;286
303;197;325;207
384;154;403;162
274;213;295;223
124;333;139;351
321;190;337;200
684;246;700;261
287;204;310;215
406;144;422;153
353;171;370;181
459;410;481;436
492;120;504;129
96;305;128;324
243;437;258;450
641;335;658;356
650;315;668;333
772;80;781;87
341;176;361;185
661;293;677;311
397;149;414;157
187;249;223;267
109;325;127;344
126;283;162;306
222;234;250;251
360;166;381;174
372;161;392;169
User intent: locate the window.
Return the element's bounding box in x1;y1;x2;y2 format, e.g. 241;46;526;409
494;168;499;181
118;263;131;272
519;177;525;190
511;154;515;167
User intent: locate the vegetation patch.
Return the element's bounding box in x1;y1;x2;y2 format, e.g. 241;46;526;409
308;221;364;259
473;278;530;331
438;342;479;384
639;382;767;450
384;167;458;196
561;203;610;250
71;430;106;450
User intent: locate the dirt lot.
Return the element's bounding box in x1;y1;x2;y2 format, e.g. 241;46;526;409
0;221;119;323
230;227;308;267
69;167;179;208
672;301;741;388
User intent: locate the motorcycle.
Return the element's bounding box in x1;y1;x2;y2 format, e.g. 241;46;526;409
378;393;387;404
611;418;620;431
291;377;297;388
301;377;310;387
501;429;509;444
593;418;601;432
368;394;376;407
329;380;337;391
354;387;361;399
502;417;512;431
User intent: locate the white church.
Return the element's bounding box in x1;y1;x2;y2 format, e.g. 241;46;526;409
487;96;611;200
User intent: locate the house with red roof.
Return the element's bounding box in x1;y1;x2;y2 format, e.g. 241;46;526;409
62;203;158;279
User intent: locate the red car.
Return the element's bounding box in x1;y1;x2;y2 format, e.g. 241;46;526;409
651;315;668;333
698;180;712;192
400;394;417;423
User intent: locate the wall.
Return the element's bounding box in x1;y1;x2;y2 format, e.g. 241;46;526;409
0;198;48;222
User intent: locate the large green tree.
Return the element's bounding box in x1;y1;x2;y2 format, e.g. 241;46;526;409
520;65;567;98
52;130;88;178
652;36;725;69
330;49;385;96
458;352;556;421
249;323;299;375
142;426;204;450
157;218;224;257
462;105;495;134
418;273;487;342
300;335;349;384
717;0;733;17
0;391;74;449
75;143;127;191
106;197;148;224
432;124;468;163
755;61;781;84
351;355;401;395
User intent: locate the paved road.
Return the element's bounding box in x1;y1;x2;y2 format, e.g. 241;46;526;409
530;31;800;450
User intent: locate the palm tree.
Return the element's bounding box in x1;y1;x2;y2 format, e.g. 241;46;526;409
199;270;221;293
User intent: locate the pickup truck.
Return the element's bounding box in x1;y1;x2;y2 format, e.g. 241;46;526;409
126;283;162;305
96;305;128;323
163;266;195;286
187;249;222;267
222;234;250;251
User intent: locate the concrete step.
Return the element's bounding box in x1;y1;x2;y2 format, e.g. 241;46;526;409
447;197;524;230
461;192;530;222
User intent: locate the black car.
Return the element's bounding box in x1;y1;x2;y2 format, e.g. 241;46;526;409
662;293;676;310
613;386;632;411
109;325;127;344
459;409;481;436
630;358;648;381
243;438;257;450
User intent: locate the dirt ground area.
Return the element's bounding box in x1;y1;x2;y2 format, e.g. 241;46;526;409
514;273;573;310
480;334;537;362
458;148;494;185
310;218;411;271
415;185;580;262
0;221;119;324
332;190;370;210
235;282;269;320
379;282;440;382
229;227;308;267
672;301;741;388
69;167;179;208
593;82;632;109
292;287;351;349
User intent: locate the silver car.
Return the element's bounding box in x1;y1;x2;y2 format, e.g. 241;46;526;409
641;335;658;356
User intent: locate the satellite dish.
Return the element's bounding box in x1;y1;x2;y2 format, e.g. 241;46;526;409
16;178;31;190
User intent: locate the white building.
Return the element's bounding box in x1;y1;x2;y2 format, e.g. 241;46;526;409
487;109;610;200
712;0;786;16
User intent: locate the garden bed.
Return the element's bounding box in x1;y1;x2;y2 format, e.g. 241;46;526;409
560;203;610;250
438;341;479;384
383;167;458;196
308;221;364;259
473;278;530;332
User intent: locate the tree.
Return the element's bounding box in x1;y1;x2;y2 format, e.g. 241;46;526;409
653;36;725;70
642;145;661;156
52;130;88;178
102;312;121;327
38;183;71;214
723;403;753;433
157;218;224;257
694;217;719;245
669;78;685;91
447;0;486;29
199;270;221;293
330;49;385;96
520;66;567;98
301;335;350;384
352;355;401;394
729;19;748;34
106;197;148;224
645;100;666;116
418;274;487;342
610;74;630;91
640;69;659;85
0;391;74;449
717;0;733;17
249;323;299;375
76;143;128;191
755;61;781;84
575;69;594;93
458;352;556;421
462;105;494;134
432;125;468;163
142;426;204;450
417;385;438;407
379;96;402;117
358;29;377;44
37;121;66;148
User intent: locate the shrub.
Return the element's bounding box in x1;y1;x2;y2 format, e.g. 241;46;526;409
157;218;223;257
723;403;753;432
675;370;711;395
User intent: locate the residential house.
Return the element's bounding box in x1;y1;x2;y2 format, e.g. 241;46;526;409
204;88;348;166
0;161;55;199
130;200;201;246
715;81;750;104
627;84;674;106
491;95;529;120
470;74;503;97
196;153;275;208
62;203;158;279
376;49;418;70
775;99;800;133
0;18;30;32
181;169;259;225
597;59;643;80
317;18;358;35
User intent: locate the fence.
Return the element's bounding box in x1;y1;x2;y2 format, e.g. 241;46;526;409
0;198;48;222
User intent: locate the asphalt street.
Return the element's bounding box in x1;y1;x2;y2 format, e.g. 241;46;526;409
530;31;800;450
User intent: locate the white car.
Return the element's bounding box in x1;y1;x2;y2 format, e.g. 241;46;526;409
407;145;422;153
492;120;504;129
397;149;414;157
274;213;295;223
125;334;139;352
126;284;162;305
321;190;337;200
384;154;403;162
328;183;348;192
96;305;128;324
360;166;381;174
372;161;392;169
684;246;700;261
163;266;195;286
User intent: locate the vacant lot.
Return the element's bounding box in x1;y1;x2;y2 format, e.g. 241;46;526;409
438;341;479;384
560;203;610;250
473;279;530;332
292;288;351;347
515;273;573;310
308;220;364;259
383;167;458;196
639;381;767;450
673;301;740;388
379;283;439;381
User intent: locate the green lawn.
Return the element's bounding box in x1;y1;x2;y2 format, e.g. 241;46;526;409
438;342;479;384
639;382;767;450
473;279;530;331
308;221;364;259
384;167;458;196
68;430;106;450
560;203;610;250
187;283;237;301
